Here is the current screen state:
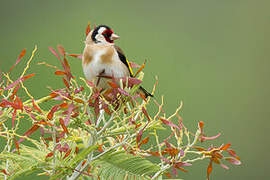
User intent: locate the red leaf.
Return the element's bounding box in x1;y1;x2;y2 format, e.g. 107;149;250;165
160;118;180;130
201;133;221;141
86;80;95;87
82;160;87;166
59;118;69;134
15;96;23;111
123;77;142;87
98;144;103;152
49;47;63;64
22;73;35;80
138;91;147;101
107;81;118;88
118;88;131;97
64;103;74;125
136;129;143;144
65;53;82;59
62;78;70;89
57;45;65;57
32;99;42;114
24;124;40;137
37;120;54;127
4;80;21;91
162;147;179;157
134;60;146;77
59;103;69;109
199;121;204;131
63;149;72;159
193;146;206;151
9;49;26;72
175;162;192;167
71;107;80;118
75;86;84;94
212;157;221;164
54;143;69;153
63;58;73;80
220;163;229;170
74;98;84;104
207;160;213;180
136;121;149;144
55;70;66;75
49;92;58;98
47;105;59;120
214;152;223;159
172;167;178;176
142;107;151;122
135;123;141;129
18;124;40;143
138;136;149;148
44;136;60;143
75;147;79;154
177;167;188;173
46;152;54;158
92;98;100;119
12;109;16;128
0;99;18;109
4;73;35;90
160;156;171;164
225;157;241;165
14;137;20;154
220;143;231;151
227;149;240;160
165;172;172;178
148;151;160;157
102;103;112;115
1;169;8;175
10;85;20;100
86;22;91;36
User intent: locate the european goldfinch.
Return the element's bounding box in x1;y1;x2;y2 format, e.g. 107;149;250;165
82;25;152;98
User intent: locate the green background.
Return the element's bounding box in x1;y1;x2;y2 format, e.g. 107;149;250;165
0;0;269;179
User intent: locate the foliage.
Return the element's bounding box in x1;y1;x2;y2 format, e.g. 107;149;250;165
0;34;240;180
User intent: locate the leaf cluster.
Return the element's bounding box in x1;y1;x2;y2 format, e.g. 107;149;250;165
0;44;241;180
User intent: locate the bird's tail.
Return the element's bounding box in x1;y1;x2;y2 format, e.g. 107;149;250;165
139;86;153;98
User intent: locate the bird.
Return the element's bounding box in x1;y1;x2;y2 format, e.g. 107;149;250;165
82;24;153;98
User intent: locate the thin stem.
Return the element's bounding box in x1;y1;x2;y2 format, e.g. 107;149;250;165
20;45;38;99
151;164;170;180
154;129;163;167
97;114;114;135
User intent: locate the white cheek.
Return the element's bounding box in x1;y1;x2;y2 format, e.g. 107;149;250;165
96;34;105;42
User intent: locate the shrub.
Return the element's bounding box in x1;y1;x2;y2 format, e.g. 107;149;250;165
0;45;240;180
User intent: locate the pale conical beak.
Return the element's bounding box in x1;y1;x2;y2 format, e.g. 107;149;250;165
111;33;120;40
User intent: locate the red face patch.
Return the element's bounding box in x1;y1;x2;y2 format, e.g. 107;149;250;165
102;29;114;43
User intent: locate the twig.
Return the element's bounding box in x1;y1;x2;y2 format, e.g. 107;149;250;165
20;45;38;100
97;114;114;135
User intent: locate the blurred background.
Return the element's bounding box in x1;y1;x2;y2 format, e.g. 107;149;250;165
0;0;269;179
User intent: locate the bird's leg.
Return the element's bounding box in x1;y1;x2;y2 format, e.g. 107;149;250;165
96;69;105;86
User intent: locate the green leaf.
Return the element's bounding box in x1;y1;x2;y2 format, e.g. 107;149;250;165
91;151;160;180
0;145;48;180
70;145;99;167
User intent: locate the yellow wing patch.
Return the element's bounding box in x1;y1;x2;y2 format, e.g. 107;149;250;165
126;59;134;77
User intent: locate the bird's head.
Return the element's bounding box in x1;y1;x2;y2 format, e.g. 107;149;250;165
90;25;120;44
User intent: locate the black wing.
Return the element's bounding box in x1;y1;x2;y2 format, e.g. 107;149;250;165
114;46;153;98
114;46;134;77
